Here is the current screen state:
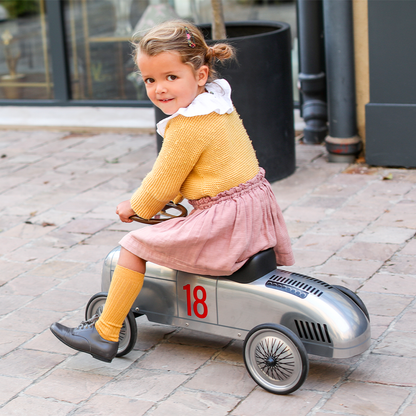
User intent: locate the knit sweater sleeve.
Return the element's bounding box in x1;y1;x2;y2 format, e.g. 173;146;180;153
130;116;207;219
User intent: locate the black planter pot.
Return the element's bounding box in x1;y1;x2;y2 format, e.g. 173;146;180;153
155;21;295;182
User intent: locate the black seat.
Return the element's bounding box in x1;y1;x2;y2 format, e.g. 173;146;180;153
225;248;277;284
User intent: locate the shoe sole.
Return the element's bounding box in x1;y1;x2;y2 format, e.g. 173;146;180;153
50;326;114;363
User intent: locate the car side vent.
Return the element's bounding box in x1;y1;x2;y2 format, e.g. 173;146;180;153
294;320;332;344
266;274;327;297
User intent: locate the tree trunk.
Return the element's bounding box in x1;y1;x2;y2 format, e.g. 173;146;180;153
211;0;226;40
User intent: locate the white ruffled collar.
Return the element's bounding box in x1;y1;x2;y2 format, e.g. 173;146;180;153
156;79;234;137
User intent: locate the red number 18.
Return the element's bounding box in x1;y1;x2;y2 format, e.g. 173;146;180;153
183;284;208;319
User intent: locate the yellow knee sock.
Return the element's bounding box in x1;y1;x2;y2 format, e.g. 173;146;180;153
95;264;144;342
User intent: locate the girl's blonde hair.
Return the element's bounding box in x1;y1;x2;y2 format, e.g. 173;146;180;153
133;20;235;83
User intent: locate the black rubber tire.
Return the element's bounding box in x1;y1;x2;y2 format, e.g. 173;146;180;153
333;285;370;321
243;323;309;395
85;292;137;357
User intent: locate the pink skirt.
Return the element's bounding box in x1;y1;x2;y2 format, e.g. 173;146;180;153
119;168;295;276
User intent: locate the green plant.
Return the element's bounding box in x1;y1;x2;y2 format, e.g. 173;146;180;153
0;0;39;19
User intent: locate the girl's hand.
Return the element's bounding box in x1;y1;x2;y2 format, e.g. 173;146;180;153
116;200;136;223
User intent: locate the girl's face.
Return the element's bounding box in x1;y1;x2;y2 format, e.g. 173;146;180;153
137;51;209;115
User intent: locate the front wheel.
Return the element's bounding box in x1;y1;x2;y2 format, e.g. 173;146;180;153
244;323;309;394
85;292;137;357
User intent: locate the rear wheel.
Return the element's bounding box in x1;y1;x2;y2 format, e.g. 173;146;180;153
244;323;309;394
85;292;137;357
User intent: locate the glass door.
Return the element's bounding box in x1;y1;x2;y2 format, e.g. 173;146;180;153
0;0;53;99
64;0;147;102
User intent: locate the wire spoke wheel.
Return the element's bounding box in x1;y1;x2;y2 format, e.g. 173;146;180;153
244;324;309;394
85;292;137;357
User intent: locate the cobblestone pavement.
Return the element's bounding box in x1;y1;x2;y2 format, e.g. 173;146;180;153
0;129;415;416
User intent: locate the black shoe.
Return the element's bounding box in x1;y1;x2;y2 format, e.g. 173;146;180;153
50;314;119;363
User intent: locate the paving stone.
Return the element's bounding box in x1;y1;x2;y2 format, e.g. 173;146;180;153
373;331;416;358
302;361;349;392
26;368;112;404
55;159;105;175
72;394;154;416
99;367;188;401
0;215;24;233
55;244;115;263
292;233;352;252
150;389;240;416
0;396;76;416
214;340;245;364
0;349;66;379
364;180;414;199
0;295;33;316
382;255;416;275
0;376;32;405
285;221;314;239
58;218;114;235
0;175;28;192
281;206;329;223
84;208;122;221
137;343;215;374
400;238;416;255
374;202;416;229
270;185;315;205
185;362;255;395
357;293;413;317
312;173;370;195
27;289;90;313
0;237;28;255
54;196;106;214
310;218;370;236
350;354;416;386
321;381;409;416
331;204;388;222
360;272;416;295
23;328;76;355
0;260;35;285
61;349;144;377
370;315;395;339
231;388;322;416
57;270;102;295
30;260;87;278
43;229;89;249
290;249;334;268
29;209;82;227
0;330;33;355
401;404;416;416
394;305;416;332
4;244;63;264
309;274;364;292
355;226;415;245
318;257;383;280
338;241;400;262
82;230;125;246
0;222;54;240
0;307;63;333
0;274;58;296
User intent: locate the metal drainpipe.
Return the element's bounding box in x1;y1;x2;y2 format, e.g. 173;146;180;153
297;0;327;144
323;0;362;162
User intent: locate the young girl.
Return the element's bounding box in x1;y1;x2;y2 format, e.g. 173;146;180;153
50;21;295;362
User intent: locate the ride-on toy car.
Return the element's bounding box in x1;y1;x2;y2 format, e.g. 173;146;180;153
85;203;371;395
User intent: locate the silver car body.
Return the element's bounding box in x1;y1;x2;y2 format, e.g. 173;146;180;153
102;247;371;359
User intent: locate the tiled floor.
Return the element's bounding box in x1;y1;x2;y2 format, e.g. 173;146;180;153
0;129;415;415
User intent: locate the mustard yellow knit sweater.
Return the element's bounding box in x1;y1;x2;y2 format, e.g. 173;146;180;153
130;110;259;219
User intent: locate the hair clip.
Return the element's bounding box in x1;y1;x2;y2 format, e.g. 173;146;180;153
185;26;196;48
